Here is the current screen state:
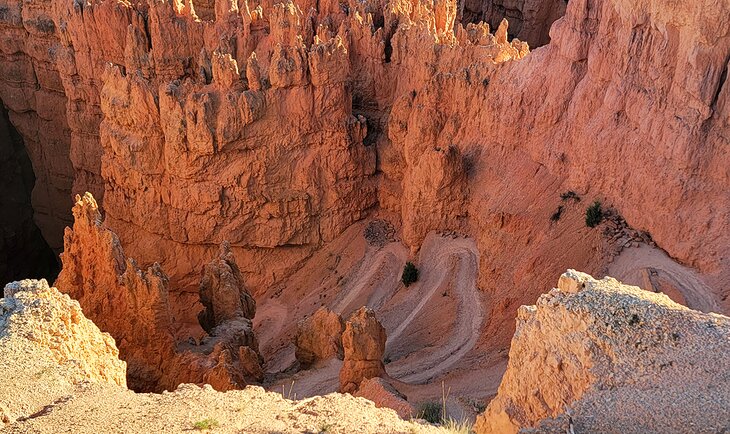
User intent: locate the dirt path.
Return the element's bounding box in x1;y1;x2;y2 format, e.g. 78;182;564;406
254;300;291;372
386;234;484;384
332;243;408;316
607;245;721;313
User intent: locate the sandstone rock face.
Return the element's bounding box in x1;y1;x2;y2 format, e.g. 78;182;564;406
339;306;387;393
295;306;345;368
0;279;126;423
0;0;75;252
1;0;729;410
474;270;730;434
54;192;178;392
0;0;530;301
198;241;256;333
193;241;264;385
53;192;262;392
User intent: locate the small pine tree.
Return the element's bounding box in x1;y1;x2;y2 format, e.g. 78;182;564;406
585;201;603;228
401;262;418;287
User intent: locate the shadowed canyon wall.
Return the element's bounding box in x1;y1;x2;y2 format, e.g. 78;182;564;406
0;103;59;282
459;0;568;47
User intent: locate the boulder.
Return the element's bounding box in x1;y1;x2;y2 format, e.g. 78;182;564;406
354;377;415;420
295;306;345;368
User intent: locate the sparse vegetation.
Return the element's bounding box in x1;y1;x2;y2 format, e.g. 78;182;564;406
282;380;296;400
417;401;443;424
442;417;474;434
193;418;219;430
560;190;581;202
417;383;473;433
550;205;564;222
401;262;419;287
318;422;333;433
585;201;603;228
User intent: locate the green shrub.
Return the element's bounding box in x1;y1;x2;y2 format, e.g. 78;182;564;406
550;205;564;222
560;190;580;202
401;262;419;287
585;201;603;228
417;401;442;424
193;418;219;430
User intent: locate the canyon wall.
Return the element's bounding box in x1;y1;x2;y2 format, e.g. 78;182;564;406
0;105;58;283
459;0;567;47
0;0;728;326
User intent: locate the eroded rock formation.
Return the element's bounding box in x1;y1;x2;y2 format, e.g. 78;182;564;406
0;0;533;301
1;0;729;427
354;377;415;420
339;306;387;393
475;270;730;433
53;192;262;392
54;192;178;391
198;241;256;333
294;306;345;368
191;241;264;386
0;279;126;424
459;0;567;47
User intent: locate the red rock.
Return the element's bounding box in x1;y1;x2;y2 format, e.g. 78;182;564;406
54;193;262;392
354;377;415;420
198;241;257;333
294;306;345;368
339;306;387;393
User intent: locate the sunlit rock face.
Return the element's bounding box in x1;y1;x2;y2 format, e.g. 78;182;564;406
475;270;730;434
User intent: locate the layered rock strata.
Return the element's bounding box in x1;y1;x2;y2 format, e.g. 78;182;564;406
1;0;729;399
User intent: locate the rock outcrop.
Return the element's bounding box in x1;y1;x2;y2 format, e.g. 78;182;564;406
0;279;126;424
198;241;257;333
53;192;262;392
294;306;345;368
475;270;730;434
460;0;567;47
339;306;387;393
0;0;534;301
54;192;177;392
190;241;264;386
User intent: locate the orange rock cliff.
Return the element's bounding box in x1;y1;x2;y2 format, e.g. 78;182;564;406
0;0;729;430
